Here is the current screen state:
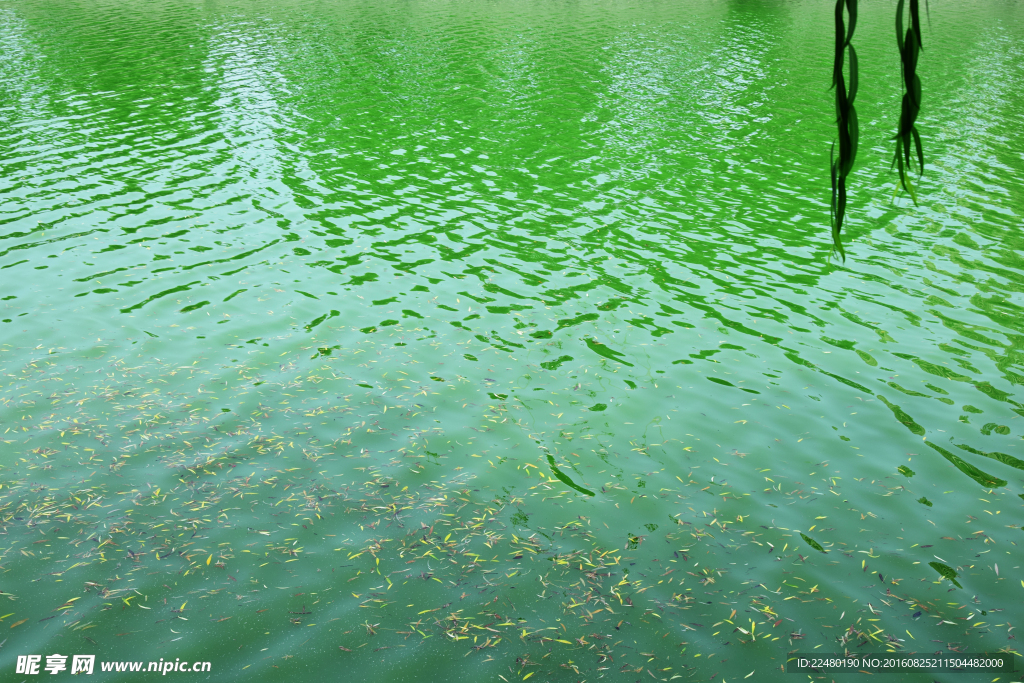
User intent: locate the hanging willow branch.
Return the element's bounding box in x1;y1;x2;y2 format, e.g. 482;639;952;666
893;0;924;204
829;0;858;262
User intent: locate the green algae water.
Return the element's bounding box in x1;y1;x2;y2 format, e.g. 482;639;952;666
1;0;1023;680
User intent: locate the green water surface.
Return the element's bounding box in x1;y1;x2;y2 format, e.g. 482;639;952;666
1;0;1023;681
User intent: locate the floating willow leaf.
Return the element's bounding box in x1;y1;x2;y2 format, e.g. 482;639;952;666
546;454;595;496
892;0;925;203
800;532;825;553
929;561;962;589
829;0;858;261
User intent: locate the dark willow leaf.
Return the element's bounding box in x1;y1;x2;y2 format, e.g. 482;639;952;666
833;0;845;88
830;143;838;224
910;0;923;49
833;178;847;261
845;106;859;178
847;43;859;103
912;127;924;176
894;138;918;205
845;0;857;45
902;101;914;166
905;30;920;83
895;0;905;53
835;71;848;119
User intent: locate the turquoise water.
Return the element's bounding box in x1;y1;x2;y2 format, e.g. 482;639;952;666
1;0;1022;680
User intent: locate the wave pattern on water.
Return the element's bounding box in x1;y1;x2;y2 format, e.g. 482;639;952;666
1;0;1022;680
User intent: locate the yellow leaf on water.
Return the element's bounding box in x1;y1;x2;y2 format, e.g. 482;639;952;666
10;619;26;628
206;555;212;566
523;674;534;681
